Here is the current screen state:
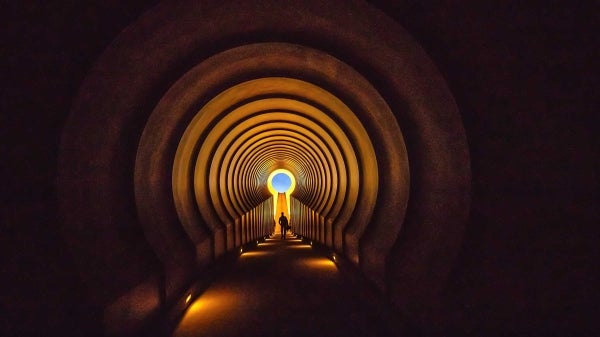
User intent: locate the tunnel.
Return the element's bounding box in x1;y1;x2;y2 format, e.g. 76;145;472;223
57;0;468;335
4;0;597;336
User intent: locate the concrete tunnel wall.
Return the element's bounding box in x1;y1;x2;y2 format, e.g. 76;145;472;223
4;1;597;336
57;0;469;334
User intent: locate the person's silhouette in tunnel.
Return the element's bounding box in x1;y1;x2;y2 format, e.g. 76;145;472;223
278;212;289;239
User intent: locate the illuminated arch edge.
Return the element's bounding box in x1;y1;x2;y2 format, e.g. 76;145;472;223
58;0;468;331
137;42;409;291
176;76;370;256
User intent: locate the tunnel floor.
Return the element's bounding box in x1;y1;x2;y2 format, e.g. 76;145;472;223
171;233;413;337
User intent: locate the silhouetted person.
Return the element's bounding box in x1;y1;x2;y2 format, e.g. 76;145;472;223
278;212;289;239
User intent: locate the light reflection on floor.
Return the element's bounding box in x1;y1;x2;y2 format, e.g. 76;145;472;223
239;251;271;258
303;257;336;269
287;244;312;250
256;242;277;247
174;288;241;336
173;236;342;337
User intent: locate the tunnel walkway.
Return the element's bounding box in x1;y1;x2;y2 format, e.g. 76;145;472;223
170;233;413;337
57;2;471;334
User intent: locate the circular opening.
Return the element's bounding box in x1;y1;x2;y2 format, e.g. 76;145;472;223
267;169;296;195
271;172;292;192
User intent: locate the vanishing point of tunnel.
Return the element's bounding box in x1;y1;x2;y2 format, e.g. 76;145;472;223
5;0;597;336
57;1;469;335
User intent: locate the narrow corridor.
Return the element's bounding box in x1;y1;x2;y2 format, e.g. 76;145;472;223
172;234;411;337
4;1;596;336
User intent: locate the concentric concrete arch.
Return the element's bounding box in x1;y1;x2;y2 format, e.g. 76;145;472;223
57;0;470;333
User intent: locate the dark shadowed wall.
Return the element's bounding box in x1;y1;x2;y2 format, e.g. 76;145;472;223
1;1;597;336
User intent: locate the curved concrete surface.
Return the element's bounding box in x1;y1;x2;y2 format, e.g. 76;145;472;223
171;235;413;337
57;0;469;334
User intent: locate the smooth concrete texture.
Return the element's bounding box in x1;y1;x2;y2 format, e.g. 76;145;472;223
172;234;412;337
2;1;597;336
57;1;467;331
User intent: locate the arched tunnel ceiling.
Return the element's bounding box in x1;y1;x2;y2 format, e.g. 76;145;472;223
138;44;404;263
58;0;470;326
182;77;371;249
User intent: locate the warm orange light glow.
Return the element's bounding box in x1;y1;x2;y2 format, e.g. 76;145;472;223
240;251;271;258
184;299;204;316
175;288;241;334
303;258;337;270
288;245;312;250
257;242;277;247
267;169;295;223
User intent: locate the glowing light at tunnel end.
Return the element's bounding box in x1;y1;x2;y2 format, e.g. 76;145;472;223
267;169;295;221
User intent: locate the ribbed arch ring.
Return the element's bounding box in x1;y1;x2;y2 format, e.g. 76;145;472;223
203;108;342;212
59;0;474;326
183;77;369;256
215;111;342;210
232;134;337;214
132;42;411;280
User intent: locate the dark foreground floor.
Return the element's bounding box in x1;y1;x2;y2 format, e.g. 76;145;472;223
171;233;412;337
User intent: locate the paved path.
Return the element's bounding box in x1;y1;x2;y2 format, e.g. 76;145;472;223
172;234;412;337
